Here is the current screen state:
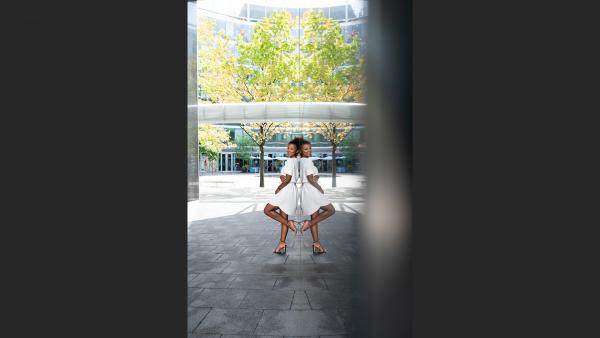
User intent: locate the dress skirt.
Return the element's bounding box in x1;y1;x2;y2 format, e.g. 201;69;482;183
269;184;298;215
300;183;331;215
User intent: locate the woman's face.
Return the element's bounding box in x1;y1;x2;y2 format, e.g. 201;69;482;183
301;143;311;157
287;143;297;157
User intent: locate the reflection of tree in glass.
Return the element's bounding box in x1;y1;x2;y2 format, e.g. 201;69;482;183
340;133;360;173
197;10;365;186
240;122;290;187
197;18;240;103
233;135;256;172
306;122;353;187
197;10;364;102
300;11;364;102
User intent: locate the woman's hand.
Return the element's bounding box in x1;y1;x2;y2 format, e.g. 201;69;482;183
279;175;286;182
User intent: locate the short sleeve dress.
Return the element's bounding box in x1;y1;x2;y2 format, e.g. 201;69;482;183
268;157;299;215
299;157;331;215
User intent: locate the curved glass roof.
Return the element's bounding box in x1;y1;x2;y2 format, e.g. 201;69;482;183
190;102;366;123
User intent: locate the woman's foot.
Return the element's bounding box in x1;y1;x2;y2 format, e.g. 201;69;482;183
287;220;297;233
312;241;326;254
301;220;311;234
273;241;287;254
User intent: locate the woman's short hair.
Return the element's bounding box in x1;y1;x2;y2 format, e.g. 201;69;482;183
299;138;311;147
288;137;301;150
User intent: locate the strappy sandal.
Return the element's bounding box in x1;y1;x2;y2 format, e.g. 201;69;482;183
273;241;287;255
312;241;326;254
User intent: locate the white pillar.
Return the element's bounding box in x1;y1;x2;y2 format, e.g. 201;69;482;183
345;0;349;22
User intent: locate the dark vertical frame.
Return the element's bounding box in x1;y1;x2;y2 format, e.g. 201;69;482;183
362;0;412;336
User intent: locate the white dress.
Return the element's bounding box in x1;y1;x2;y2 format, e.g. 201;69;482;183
299;157;331;215
268;157;299;215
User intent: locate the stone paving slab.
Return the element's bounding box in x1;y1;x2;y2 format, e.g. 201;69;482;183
188;210;360;336
228;274;280;290
188;307;211;333
189;273;237;289
273;276;328;291
254;310;346;336
221;335;283;338
190;288;248;308
238;290;295;310
290;291;311;310
188;261;232;274
187;334;221;338
194;309;264;335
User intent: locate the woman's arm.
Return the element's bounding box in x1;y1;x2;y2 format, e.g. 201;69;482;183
275;174;292;194
307;174;324;194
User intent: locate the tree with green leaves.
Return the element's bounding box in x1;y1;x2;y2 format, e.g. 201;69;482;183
198;124;236;162
240;122;290;187
235;10;296;102
197;10;364;184
300;11;364;102
307;122;353;187
198;10;364;103
197;18;242;103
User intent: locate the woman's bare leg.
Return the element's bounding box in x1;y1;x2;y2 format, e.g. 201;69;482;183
274;211;289;253
264;204;296;231
308;204;335;227
309;211;320;242
279;210;289;242
309;211;326;253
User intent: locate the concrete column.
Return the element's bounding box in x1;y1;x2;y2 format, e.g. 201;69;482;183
187;2;199;201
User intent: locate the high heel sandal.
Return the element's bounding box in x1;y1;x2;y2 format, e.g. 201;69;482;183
273;241;287;255
312;241;326;254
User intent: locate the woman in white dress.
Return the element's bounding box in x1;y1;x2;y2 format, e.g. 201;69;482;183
264;138;301;254
298;139;335;254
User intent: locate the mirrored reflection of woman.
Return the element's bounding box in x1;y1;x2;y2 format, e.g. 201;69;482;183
298;139;335;254
263;138;301;254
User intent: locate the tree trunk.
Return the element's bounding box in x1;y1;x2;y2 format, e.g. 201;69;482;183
332;143;337;188
259;144;265;187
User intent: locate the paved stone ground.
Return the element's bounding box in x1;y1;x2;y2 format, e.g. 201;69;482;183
188;209;363;337
188;174;366;223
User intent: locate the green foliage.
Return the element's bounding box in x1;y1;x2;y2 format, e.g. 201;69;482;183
340;132;360;164
198;124;235;161
300;11;364;102
236;10;296;102
240;122;290;147
197;10;364;103
233;135;255;163
307;122;353;146
197;18;241;103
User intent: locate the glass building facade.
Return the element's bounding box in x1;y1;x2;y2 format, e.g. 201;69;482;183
196;1;367;174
